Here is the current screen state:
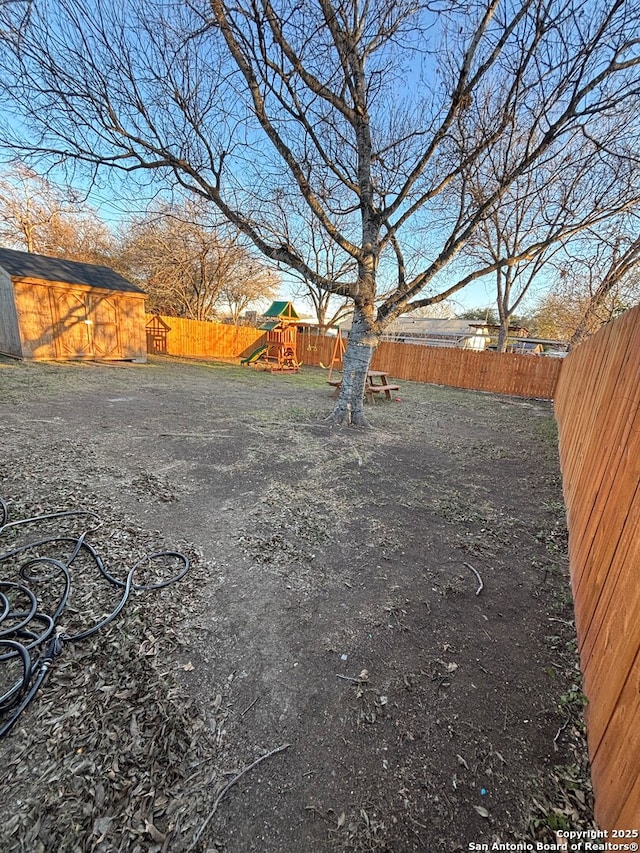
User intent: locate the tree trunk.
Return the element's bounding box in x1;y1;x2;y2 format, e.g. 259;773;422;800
569;285;612;350
316;303;327;332
496;322;509;352
496;270;510;352
331;307;378;426
569;311;599;350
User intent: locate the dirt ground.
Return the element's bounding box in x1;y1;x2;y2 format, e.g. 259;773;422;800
0;355;593;852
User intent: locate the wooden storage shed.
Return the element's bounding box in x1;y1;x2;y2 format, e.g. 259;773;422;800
0;247;147;361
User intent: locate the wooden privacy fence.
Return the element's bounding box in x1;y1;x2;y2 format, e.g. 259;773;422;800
555;304;640;828
145;315;561;398
145;314;264;361
298;330;561;399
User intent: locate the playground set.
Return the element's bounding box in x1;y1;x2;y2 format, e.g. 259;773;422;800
239;311;399;401
241;301;301;372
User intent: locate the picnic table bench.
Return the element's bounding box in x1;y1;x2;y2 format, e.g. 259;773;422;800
327;370;399;402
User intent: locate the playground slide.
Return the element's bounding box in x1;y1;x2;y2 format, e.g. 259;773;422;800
240;342;268;365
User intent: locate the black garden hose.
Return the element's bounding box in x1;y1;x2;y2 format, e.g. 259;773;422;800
0;498;190;737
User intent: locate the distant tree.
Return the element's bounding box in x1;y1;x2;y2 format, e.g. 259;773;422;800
461;132;640;350
285;210;354;330
456;307;499;324
531;224;640;345
298;285;352;332
219;264;280;324
567;229;640;348
121;201;277;321
288;272;353;332
1;0;639;422
409;302;456;320
530;289;583;342
0;161;115;264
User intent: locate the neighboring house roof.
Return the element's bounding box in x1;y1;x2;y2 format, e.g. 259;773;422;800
389;317;488;336
0;246;146;295
340;315;489;336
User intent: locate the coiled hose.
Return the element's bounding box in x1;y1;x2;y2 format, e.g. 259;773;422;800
0;496;190;737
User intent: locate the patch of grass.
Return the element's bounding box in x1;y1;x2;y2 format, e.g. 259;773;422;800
429;491;497;525
534;415;561;458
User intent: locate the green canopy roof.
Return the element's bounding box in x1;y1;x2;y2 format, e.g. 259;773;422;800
258;320;280;331
262;301;300;320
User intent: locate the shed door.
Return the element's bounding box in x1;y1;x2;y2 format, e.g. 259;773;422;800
53;289;93;358
90;294;121;358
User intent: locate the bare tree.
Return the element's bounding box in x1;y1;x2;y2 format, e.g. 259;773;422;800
219;264;280;324
532;220;640;344
463;136;640;350
1;0;639;422
121;205;224;320
282;205;355;330
0;161;115;263
410;302;457;319
568;229;640;347
121;201;276;321
294;280;352;332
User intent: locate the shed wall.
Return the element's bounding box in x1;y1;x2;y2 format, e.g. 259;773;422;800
14;280;59;358
50;285;94;358
8;276;146;362
116;294;147;361
0;267;22;358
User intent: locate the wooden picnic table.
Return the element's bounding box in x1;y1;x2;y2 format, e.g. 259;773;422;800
327;369;400;402
365;370;400;401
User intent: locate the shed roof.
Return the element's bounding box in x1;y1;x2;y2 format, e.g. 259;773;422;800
0;246;146;295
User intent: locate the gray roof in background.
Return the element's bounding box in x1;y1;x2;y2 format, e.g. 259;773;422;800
386;317;487;335
339;315;489;335
0;246;145;295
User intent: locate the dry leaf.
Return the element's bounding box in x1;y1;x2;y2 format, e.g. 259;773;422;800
474;805;490;818
144;820;166;843
337;811;346;828
182;662;195;671
92;816;112;839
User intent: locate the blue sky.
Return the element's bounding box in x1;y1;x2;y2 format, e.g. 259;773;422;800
0;141;510;316
0;0;571;321
0;148;541;318
1;0;637;327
